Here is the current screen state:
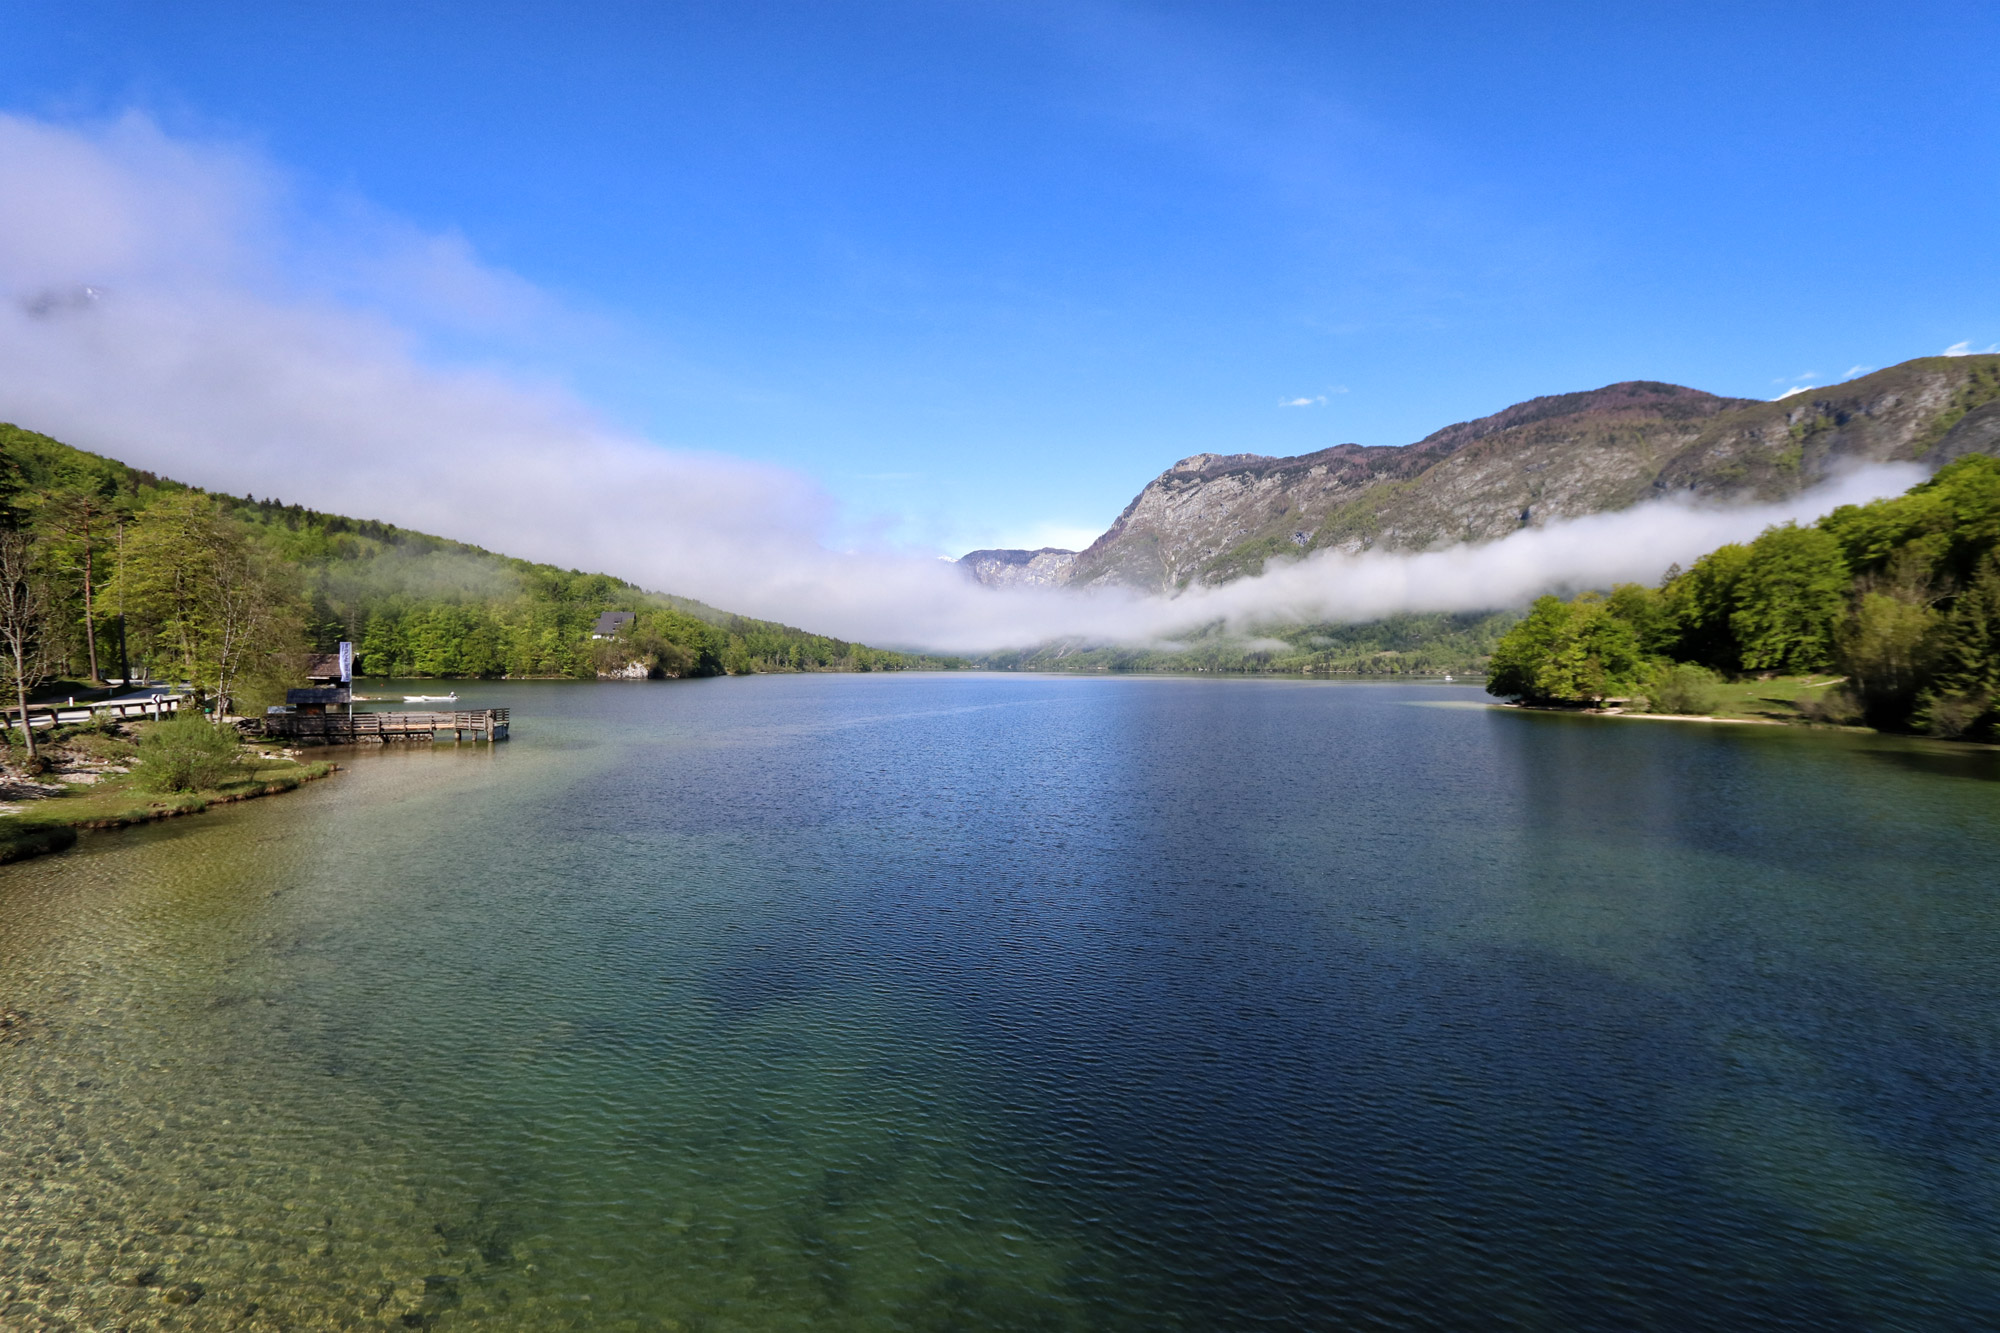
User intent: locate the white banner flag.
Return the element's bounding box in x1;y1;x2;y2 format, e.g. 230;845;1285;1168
338;641;353;683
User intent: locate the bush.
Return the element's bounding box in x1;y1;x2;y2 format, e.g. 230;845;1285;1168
1795;684;1864;726
132;714;246;793
1920;691;1991;739
1836;592;1941;728
1646;663;1722;715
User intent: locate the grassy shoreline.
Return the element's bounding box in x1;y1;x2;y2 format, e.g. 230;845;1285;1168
1498;674;1845;722
1496;701;2000;752
1493;673;2000;744
0;753;337;865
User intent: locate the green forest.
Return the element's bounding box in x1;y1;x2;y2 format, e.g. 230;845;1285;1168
979;610;1514;676
1486;454;2000;737
0;422;954;716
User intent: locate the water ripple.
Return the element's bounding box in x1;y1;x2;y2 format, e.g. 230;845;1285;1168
2;676;1998;1329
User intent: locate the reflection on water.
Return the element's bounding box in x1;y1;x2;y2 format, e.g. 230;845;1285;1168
3;675;1999;1330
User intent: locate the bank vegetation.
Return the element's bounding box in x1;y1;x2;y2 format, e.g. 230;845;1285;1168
1486;456;2000;738
0;421;953;733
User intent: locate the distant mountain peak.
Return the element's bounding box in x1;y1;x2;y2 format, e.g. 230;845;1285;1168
957;546;1080;589
1021;355;2000;596
1169;452;1272;475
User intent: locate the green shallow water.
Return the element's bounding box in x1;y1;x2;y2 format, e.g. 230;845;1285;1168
2;675;1999;1331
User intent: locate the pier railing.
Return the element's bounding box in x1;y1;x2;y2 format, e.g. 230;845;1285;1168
263;708;510;744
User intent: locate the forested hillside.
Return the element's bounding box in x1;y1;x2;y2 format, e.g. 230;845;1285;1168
981;610;1514;676
1486;455;2000;737
0;423;953;714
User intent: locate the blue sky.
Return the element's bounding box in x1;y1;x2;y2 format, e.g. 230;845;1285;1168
2;0;1996;554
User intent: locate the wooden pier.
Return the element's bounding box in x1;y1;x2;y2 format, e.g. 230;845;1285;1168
263;708;510;745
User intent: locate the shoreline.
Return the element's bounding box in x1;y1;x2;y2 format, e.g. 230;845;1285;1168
0;762;338;866
1496;701;2000;749
1498;701;1791;727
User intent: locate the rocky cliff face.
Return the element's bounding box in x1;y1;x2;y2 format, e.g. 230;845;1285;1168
956;547;1079;588
1032;355;2000;594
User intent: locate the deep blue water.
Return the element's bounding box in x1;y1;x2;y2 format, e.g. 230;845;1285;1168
2;674;1998;1330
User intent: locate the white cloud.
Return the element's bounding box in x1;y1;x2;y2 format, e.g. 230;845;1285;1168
0;113;1938;657
1279;395;1326;407
1843;364;1873;380
0;117;842;609
1768;370;1823;399
1944;341;2000;357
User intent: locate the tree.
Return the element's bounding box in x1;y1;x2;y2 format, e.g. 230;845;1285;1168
115;493;301;714
37;484;116;683
0;531;53;760
1488;596;1572;700
1486;593;1644;705
25;449;129;686
1543;596;1645;703
1836;592;1940;729
360;611;405;677
1824;455;2000;587
1730;524;1850;673
304;587;346;653
409;608;459;676
1663;543;1753;671
1919;555;2000;737
1605;582;1681;657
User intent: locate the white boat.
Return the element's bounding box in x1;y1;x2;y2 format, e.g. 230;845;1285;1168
403;692;459;703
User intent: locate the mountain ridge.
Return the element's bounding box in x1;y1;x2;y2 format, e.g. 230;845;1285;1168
961;354;2000;594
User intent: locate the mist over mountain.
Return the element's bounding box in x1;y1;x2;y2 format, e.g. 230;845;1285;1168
4;116;1989;658
962;354;2000;595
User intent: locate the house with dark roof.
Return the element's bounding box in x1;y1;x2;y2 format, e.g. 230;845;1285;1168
282;651;351;714
591;611;637;639
304;652;345;684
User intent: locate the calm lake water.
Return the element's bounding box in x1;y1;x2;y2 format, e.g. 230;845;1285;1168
3;674;1999;1331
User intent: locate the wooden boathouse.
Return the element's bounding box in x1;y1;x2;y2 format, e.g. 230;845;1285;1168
264;646;509;745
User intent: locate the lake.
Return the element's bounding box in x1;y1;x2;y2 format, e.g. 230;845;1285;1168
3;674;1999;1330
